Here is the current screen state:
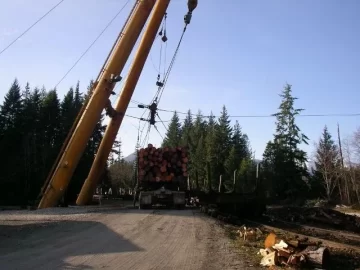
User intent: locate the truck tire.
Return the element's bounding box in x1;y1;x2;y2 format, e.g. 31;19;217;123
139;204;151;209
175;204;185;210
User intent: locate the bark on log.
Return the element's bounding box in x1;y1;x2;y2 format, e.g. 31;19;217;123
288;246;330;268
303;246;330;268
137;145;189;182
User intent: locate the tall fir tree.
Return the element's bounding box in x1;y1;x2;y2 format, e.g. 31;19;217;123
180;110;193;147
0;79;110;205
0;79;23;130
162;111;182;147
213;106;233;187
263;84;309;199
224;146;237;190
60;87;75;141
188;111;207;190
205;112;217;190
313;126;340;200
232;120;250;162
0;79;25;205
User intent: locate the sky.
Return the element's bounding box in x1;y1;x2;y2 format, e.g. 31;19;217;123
0;0;359;161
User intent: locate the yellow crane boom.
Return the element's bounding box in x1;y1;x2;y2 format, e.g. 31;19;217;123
77;0;197;205
76;0;174;205
38;0;157;209
38;0;197;208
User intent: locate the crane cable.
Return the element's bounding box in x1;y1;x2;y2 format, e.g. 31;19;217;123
54;0;133;88
0;0;66;57
130;13;168;146
155;23;188;104
132;12;193;145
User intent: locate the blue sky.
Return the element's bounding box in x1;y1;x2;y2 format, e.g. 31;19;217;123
0;0;359;160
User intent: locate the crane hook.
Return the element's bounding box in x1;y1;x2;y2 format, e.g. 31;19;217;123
187;0;198;12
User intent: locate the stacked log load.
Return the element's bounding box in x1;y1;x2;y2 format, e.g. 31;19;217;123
138;144;188;182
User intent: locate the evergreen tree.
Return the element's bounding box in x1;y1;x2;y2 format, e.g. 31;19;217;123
232;121;250;163
40;90;61;148
262;140;279;197
0;79;23;130
313;126;340;200
213;106;233;184
0;79;110;205
205;112;217;190
192;135;207;190
108;138;122;165
224;146;237;190
238;158;254;192
188;111;207;189
74;81;83;111
21;82;34;202
162;111;182;147
26;87;43;201
0;79;25;205
189;111;207;155
263;84;309;199
60;87;75;141
38;89;61;186
180;110;193;147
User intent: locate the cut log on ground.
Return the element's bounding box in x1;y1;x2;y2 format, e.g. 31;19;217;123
301;246;330;269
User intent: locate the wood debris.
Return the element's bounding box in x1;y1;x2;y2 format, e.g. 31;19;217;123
266;206;360;233
237;226;261;241
258;232;330;269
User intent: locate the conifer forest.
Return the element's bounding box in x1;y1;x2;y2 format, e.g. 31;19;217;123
1;79;360;207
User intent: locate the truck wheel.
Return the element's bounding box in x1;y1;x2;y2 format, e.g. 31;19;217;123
175;204;185;210
139;204;151;209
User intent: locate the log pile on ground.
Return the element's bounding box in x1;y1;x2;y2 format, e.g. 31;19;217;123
138;144;188;182
259;232;330;268
266;206;360;233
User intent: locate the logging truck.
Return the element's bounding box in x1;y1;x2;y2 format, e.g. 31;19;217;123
135;144;188;209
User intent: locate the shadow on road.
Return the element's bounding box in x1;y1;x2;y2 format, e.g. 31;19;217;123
0;220;144;269
0;203;200;218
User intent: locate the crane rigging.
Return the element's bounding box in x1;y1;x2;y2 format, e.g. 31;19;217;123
38;0;198;208
76;0;196;205
38;0;157;208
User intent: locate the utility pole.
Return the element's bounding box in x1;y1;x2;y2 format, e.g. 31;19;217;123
338;123;344;168
218;175;222;193
233;170;237;192
337;123;347;203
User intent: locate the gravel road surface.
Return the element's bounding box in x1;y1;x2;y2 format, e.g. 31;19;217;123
0;208;246;270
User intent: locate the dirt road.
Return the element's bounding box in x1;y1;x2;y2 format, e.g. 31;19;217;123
0;208;247;270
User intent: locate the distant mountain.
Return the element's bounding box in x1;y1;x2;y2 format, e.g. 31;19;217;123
254;159;262;164
123;152;136;163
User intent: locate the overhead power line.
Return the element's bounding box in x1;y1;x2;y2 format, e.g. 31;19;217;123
54;0;132;88
124;112;360;124
0;0;66;57
156;108;360;119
